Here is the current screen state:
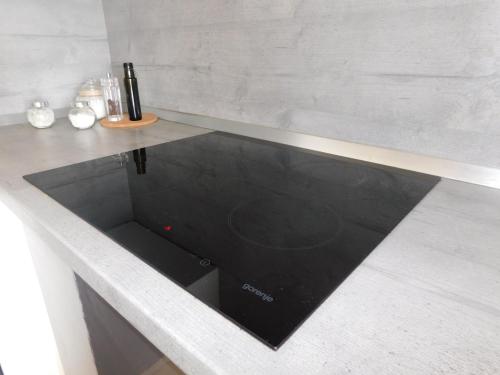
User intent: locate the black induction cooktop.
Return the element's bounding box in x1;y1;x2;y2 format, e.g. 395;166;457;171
24;132;439;349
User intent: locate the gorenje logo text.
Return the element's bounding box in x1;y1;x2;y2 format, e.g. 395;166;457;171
241;283;274;303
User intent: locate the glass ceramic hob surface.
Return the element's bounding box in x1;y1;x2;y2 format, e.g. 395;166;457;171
24;132;440;349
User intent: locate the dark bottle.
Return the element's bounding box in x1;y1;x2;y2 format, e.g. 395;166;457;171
123;62;142;121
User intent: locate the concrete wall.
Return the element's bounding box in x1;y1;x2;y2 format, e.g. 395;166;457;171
102;0;500;169
0;0;110;126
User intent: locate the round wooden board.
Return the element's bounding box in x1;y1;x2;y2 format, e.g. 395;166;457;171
100;112;158;129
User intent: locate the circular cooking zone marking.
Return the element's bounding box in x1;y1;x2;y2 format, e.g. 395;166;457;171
228;194;342;250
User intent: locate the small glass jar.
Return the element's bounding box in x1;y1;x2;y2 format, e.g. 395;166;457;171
76;79;106;120
100;72;123;122
68;101;96;130
27;100;55;129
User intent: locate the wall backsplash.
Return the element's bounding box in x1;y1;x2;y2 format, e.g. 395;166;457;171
0;0;110;126
102;1;500;168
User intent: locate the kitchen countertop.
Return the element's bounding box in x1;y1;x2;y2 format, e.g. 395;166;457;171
1;118;499;375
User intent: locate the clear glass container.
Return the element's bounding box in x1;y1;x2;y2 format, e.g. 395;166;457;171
68;101;96;130
27;100;55;129
100;73;123;122
76;79;106;120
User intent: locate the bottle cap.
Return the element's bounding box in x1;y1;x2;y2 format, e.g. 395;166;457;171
123;62;136;78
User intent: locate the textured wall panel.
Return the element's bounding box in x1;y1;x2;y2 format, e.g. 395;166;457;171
103;0;500;168
0;0;110;123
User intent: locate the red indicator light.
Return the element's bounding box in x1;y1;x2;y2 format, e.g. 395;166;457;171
163;225;172;231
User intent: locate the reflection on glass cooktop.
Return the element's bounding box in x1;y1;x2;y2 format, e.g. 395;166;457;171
24;131;440;349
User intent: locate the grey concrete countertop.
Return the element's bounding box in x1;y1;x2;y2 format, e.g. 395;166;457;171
1;119;499;375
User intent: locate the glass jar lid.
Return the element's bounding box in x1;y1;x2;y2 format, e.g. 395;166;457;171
79;79;102;96
31;100;49;109
73;100;90;108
